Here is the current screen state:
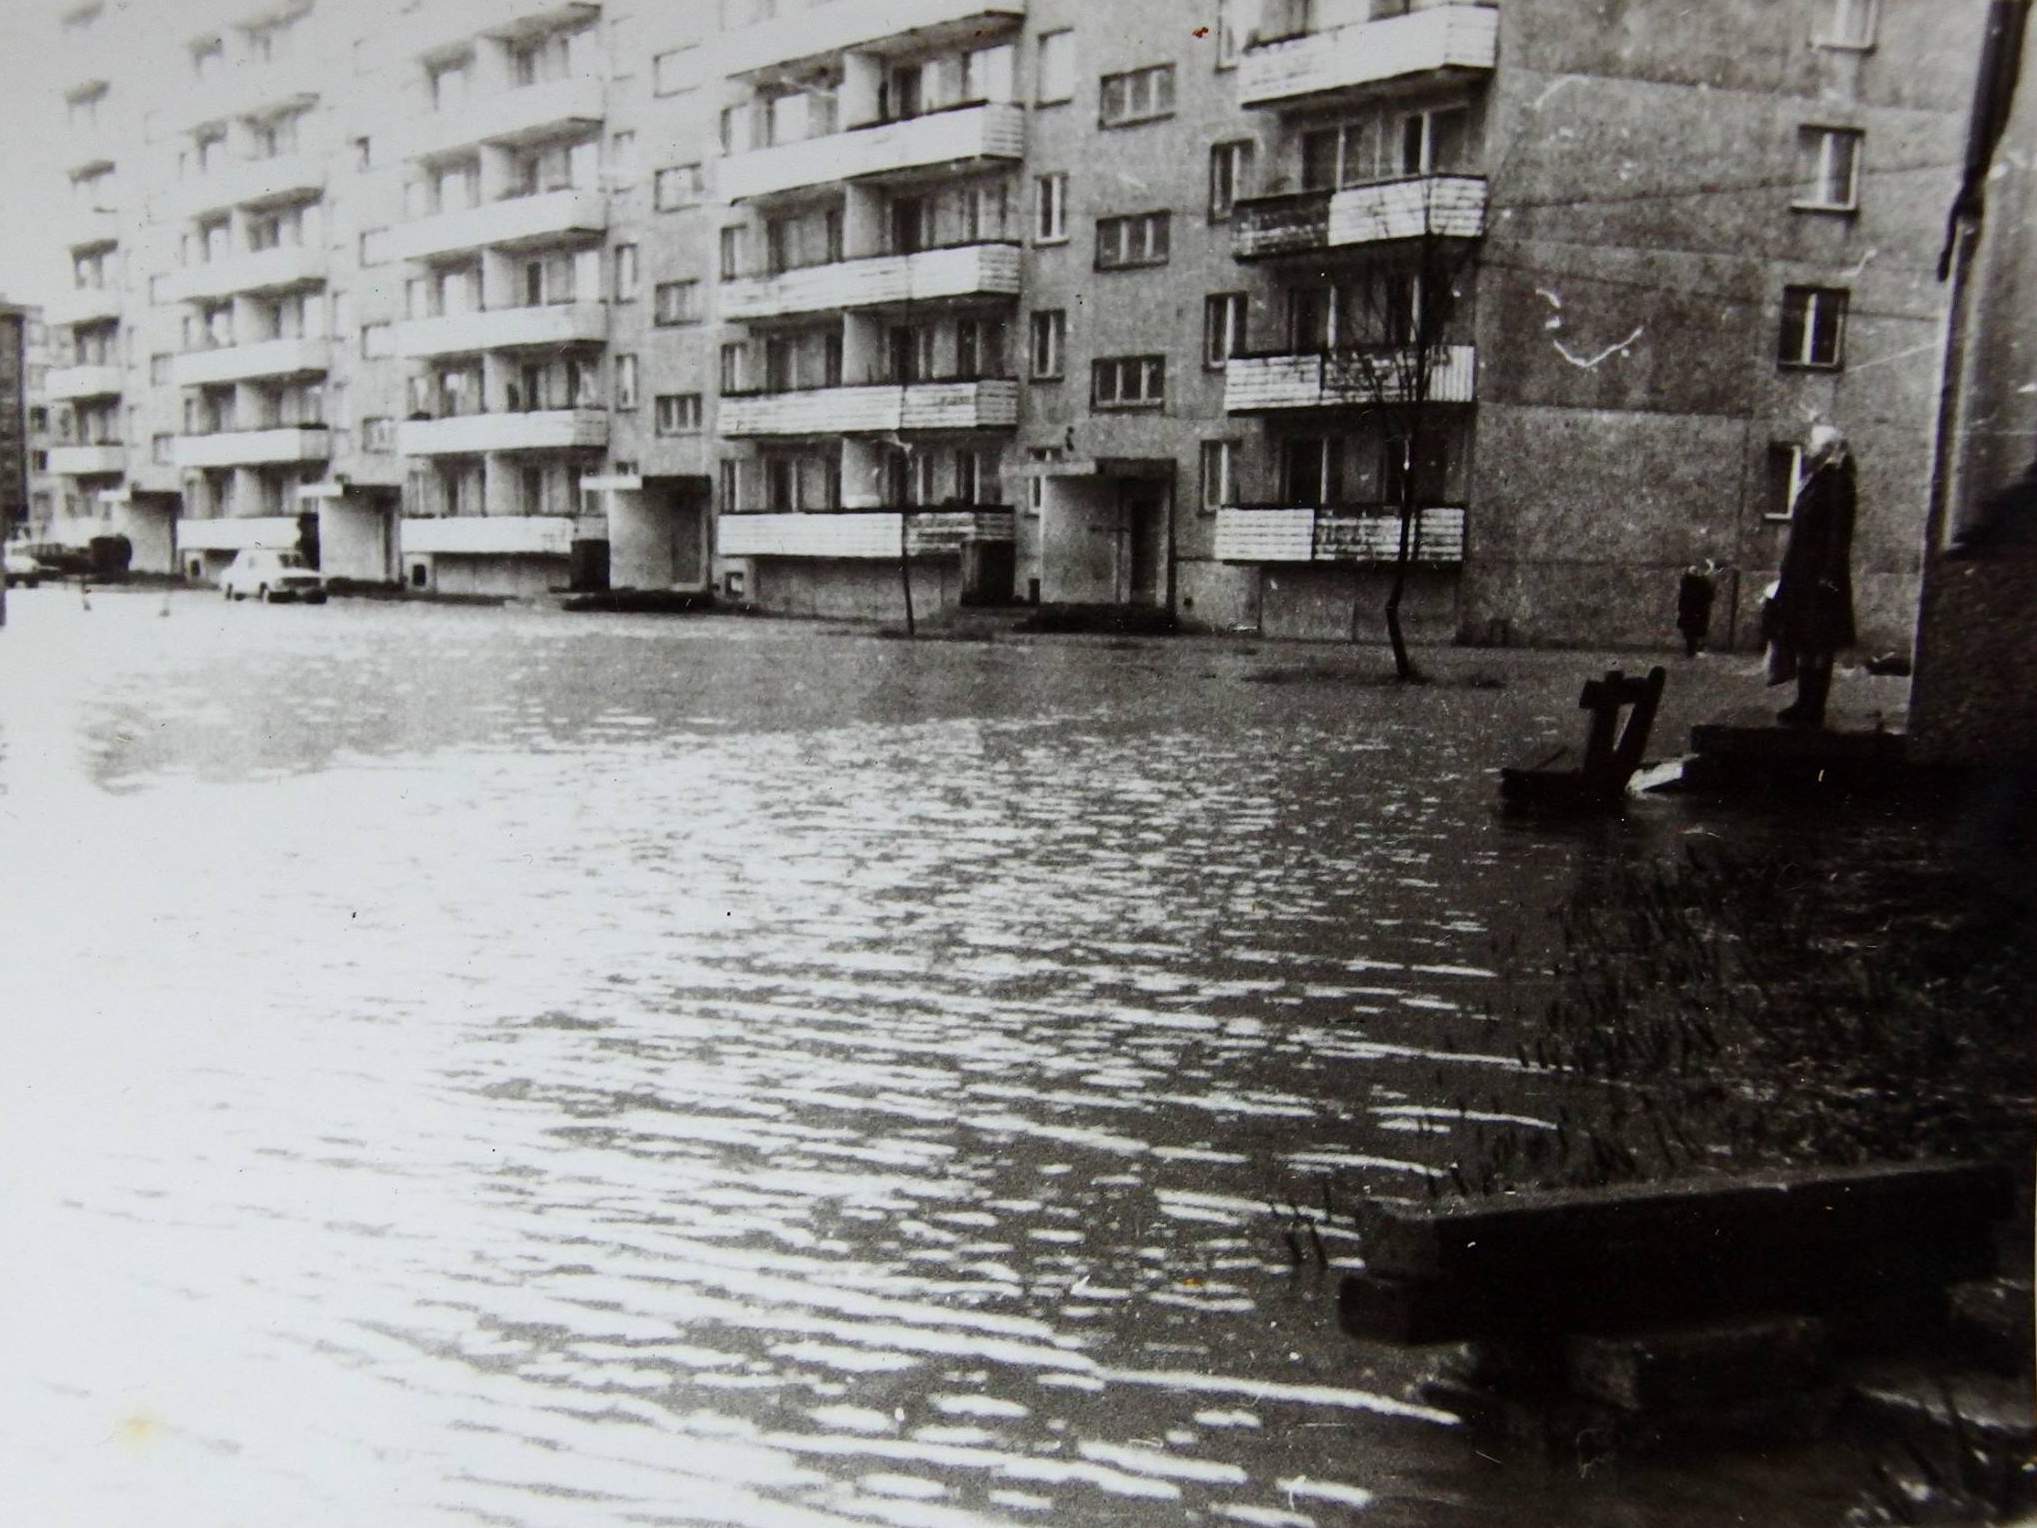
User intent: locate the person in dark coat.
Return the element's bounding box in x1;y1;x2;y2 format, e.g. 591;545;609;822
1675;558;1721;657
1768;424;1858;726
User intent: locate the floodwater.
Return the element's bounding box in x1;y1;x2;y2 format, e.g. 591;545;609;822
0;590;1925;1527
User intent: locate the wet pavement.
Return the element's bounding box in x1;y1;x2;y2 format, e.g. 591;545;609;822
0;589;1928;1527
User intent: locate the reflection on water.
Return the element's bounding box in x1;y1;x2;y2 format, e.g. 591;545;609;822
0;593;1914;1526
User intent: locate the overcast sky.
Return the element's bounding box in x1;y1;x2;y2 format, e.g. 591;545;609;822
1;3;82;307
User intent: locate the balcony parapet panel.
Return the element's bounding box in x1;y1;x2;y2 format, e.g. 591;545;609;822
406;73;605;160
1213;504;1466;565
158;153;326;220
718;508;1015;559
1238;4;1498;110
391;188;608;261
162;245;326;303
721;102;1024;203
719;378;1017;436
715;0;1026;79
397;409;610;455
47;443;127;475
397;303;610;358
722;242;1020;322
45;287;123;326
172;426;332;468
170;338;331;388
176;515;303;552
1233;175;1488;259
45;364;124;401
1223;345;1476;411
400;515;580;555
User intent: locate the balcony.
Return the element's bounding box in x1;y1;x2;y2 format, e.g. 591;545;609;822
44;364;123;401
398;0;598;61
716;0;1026;79
45;287;122;326
172;426;332;469
397;409;609;455
1224;345;1476;411
161;245;326;304
160;153;325;220
722;102;1025;202
719;377;1018;436
46;443;126;475
722;242;1021;322
58;206;119;251
170;337;331;388
391;188;608;262
718;508;1015;559
170;52;320;131
400;515;578;556
1240;5;1497;110
61;127;114;178
408;74;605;159
1212;504;1467;565
1234;175;1488;259
397;303;609;358
176;516;303;553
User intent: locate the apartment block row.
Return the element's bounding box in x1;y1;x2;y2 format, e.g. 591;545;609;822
28;0;1983;647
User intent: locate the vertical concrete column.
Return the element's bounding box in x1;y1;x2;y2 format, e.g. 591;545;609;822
841;312;879;387
478;143;513;202
841;438;883;509
481;352;516;412
841;184;883;259
231;465;262;519
840;51;882;128
472;37;512;96
483;452;516;516
480;248;516;310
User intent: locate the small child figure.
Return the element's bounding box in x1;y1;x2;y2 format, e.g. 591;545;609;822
1676;558;1722;658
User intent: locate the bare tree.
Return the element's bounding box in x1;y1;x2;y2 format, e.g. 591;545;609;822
1330;179;1482;682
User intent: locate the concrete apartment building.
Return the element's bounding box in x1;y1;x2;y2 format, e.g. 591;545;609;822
38;0;1989;650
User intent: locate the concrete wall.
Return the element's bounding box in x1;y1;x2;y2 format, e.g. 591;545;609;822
1038;478;1134;604
418;554;565;601
1176;557;1260;633
1260;565;1460;645
117;504;176;576
608;486;709;591
750;556;962;621
318;497;394;584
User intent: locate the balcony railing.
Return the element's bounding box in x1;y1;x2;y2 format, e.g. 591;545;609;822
719;376;1018;436
170;337;331;388
45;287;122;326
161;245;326;304
1213;504;1466;565
176;516;304;552
397;409;610;455
44;363;123;400
396;302;610;358
391;187;608;262
1233;175;1488;258
58;206;119;252
169;51;320;131
406;73;605;160
171;426;331;469
399;515;580;556
1224;345;1476;411
721;101;1025;202
722;241;1021;322
715;0;1027;79
159;153;326;220
47;443;126;475
1239;4;1499;110
397;0;600;62
718;507;1015;559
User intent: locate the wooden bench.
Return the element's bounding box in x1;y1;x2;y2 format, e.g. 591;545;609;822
1501;666;1667;811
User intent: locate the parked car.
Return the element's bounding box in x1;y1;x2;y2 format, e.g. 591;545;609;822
222;548;326;603
17;542;90;578
3;548;51;588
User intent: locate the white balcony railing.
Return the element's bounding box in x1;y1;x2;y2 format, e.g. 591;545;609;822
718;378;1018;436
407;73;606;160
1233;175;1488;258
44;287;122;326
1240;4;1497;110
721;102;1024;202
1212;504;1467;565
397;0;599;62
396;303;609;358
159;153;326;219
715;0;1026;79
160;245;326;304
722;242;1021;322
170;51;320;131
46;443;126;475
171;426;332;468
58;206;119;251
718;508;1016;559
1224;345;1476;411
176;516;303;553
170;337;331;388
400;515;578;556
397;409;610;455
391;188;608;262
44;364;123;401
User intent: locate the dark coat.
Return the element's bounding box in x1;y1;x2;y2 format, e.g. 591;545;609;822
1774;456;1858;652
1676;570;1716;633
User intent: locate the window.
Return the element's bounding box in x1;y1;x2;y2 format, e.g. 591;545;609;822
151;432;173;465
429;58;471;112
654;164;704;210
359;228;389;265
1216;0;1246;67
1204;292;1246;367
1100;64;1175;126
1092;355;1165;408
720;225;747;280
353;136;372;169
364;417;395;453
614;243;639;300
1036;29;1074;103
609;131;637;184
1795;126;1862;211
655;393;703;434
1035;173;1067;243
1778;286;1848;368
1199;440;1236;512
720;342;747;392
654;279;703;325
150;353;171;384
1818;0;1877;47
1095;212;1170;269
1767;442;1811;520
361;322;393;359
1210;140;1254;221
653;45;698;96
1029;310;1066;379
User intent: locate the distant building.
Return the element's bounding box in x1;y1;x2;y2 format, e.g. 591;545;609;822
38;0;1993;648
0;299;41;544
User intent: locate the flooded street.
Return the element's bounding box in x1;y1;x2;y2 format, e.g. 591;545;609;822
0;590;1928;1527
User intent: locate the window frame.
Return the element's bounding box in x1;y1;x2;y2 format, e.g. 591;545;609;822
614;353;638;409
1794;125;1863;213
1029;309;1066;380
1034;172;1068;244
1091;354;1166;410
653;278;703;326
1816;0;1878;49
1095;211;1172;271
1778;285;1848;369
1199;439;1236;513
1209;139;1254;222
654;393;704;435
614;242;639;301
1766;442;1811;521
1099;63;1176;128
1035;28;1074;104
653;163;704;212
1204;292;1247;369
